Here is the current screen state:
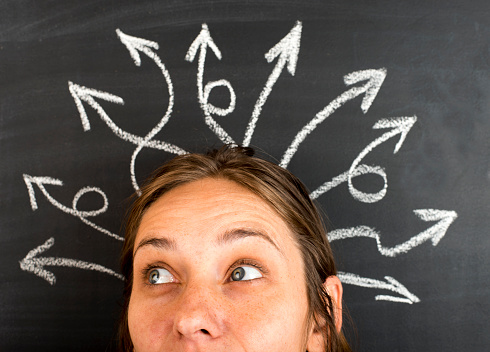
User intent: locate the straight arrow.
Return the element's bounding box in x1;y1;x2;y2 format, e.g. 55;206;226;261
243;21;302;146
338;271;420;304
280;68;387;168
20;237;124;285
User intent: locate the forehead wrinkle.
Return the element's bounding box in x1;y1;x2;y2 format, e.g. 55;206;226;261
216;227;286;258
133;236;178;258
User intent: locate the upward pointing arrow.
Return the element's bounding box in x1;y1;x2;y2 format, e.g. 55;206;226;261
280;68;387;168
264;20;302;75
185;23;222;63
347;116;417;203
19;237;124;285
185;23;236;145
243;21;302;147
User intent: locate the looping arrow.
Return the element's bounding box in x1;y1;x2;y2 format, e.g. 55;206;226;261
19;237;124;285
328;209;458;257
243;21;302;147
347;115;417;203
280;68;387;168
186;23;236;145
23;174;123;241
310;116;416;203
338;271;420;304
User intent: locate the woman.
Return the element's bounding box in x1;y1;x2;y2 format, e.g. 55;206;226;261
119;145;351;352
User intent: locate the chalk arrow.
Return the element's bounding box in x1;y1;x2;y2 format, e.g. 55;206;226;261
23;174;123;241
68;81;124;132
186;24;235;145
280;68;387;168
116;29;185;193
329;209;458;257
347;116;417;203
116;29;160;66
185;23;222;63
243;21;302;146
19;237;124;285
338;271;420;304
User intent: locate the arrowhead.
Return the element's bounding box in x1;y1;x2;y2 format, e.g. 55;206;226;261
343;68;387;113
414;209;458;245
264;21;302;75
185;23;222;62
383;276;420;303
116;29;159;66
68;81;124;131
19;237;57;285
23;175;63;210
372;115;417;153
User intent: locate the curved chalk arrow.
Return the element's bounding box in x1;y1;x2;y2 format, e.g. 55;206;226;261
328;209;458;257
23;174;123;241
338;271;420;304
347;116;417;203
280;68;387;168
311;116;416;202
243;21;302;146
116;29;185;193
186;23;236;145
19;237;124;285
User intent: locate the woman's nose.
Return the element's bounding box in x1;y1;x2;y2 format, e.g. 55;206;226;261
172;283;225;340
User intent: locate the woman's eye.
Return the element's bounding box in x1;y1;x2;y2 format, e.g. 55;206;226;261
230;266;263;281
147;268;174;284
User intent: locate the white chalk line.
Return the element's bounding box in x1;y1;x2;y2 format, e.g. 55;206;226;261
338;271;420;304
23;175;123;241
310;164;386;200
311;116;415;202
19;237;124;285
186;23;236;145
116;29;184;194
68;82;183;154
242;21;302;147
347;116;417;203
328;209;458;257
280;68;387;168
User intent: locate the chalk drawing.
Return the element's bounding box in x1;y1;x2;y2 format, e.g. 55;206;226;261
19;237;124;285
186;23;236;145
328;209;458;257
338;272;420;304
68;82;183;154
242;21;302;147
347;116;417;203
116;29;184;194
311;116;416;202
280;68;387;168
21;22;459;304
23;175;123;241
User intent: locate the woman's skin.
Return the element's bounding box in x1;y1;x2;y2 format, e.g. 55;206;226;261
128;177;342;352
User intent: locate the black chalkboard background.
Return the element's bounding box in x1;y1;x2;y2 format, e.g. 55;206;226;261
1;1;489;351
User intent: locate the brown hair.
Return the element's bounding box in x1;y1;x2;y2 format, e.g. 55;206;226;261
118;145;351;352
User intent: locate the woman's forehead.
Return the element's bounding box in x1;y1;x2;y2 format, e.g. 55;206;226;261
134;178;298;255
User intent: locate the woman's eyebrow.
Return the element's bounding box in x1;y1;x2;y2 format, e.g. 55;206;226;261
133;228;285;258
216;228;285;257
133;236;177;258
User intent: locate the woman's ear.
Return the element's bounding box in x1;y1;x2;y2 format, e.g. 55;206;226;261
306;275;343;352
325;275;343;333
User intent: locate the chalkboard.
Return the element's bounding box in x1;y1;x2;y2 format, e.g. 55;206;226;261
1;1;489;351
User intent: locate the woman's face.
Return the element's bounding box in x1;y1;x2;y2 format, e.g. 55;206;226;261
128;177;317;352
